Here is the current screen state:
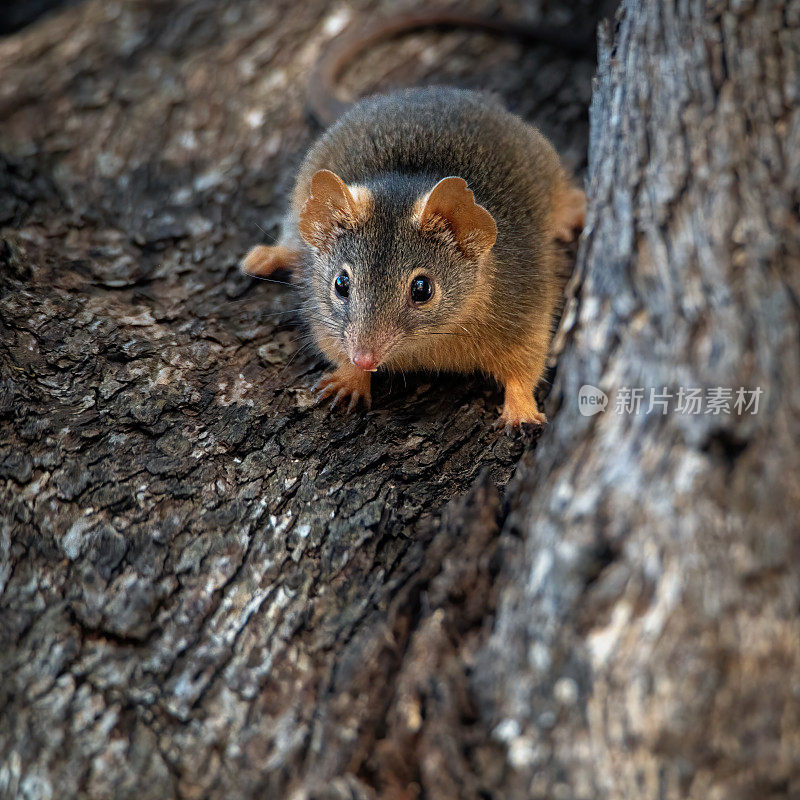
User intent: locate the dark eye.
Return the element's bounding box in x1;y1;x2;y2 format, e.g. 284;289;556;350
334;272;350;298
410;275;433;304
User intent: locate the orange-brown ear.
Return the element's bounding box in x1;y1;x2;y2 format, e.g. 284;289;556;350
417;177;497;257
299;169;370;250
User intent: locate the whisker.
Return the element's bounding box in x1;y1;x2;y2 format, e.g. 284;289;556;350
247;275;295;287
282;340;318;370
261;340;320;392
230;306;308;319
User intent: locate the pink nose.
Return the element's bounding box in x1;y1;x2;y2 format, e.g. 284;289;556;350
352;351;379;371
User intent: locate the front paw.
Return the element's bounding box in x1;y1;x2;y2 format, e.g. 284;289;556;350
493;404;547;436
314;366;372;412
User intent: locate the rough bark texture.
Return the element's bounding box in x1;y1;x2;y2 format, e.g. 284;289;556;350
1;1;797;800
476;2;800;798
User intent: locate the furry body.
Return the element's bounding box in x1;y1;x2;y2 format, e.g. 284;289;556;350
242;87;585;425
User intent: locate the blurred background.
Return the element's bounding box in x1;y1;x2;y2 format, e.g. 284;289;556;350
1;0;603;281
0;0;80;35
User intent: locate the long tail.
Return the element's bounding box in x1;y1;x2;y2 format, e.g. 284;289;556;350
306;9;596;127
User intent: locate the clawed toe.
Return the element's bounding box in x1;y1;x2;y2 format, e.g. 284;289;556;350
312;369;371;413
331;388;348;409
318;385;370;412
313;378;338;402
494;411;547;436
347;391;369;413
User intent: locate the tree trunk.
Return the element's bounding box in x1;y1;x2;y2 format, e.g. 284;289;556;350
1;1;797;799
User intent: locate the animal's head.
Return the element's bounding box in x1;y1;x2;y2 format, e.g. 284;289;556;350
298;168;497;371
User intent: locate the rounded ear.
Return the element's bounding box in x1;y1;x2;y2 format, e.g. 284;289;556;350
417;177;497;257
299;169;369;250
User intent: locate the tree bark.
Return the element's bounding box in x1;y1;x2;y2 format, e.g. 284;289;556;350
474;2;800;798
1;1;797;800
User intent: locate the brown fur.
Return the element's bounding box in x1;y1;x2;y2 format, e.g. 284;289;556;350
242;87;585;427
